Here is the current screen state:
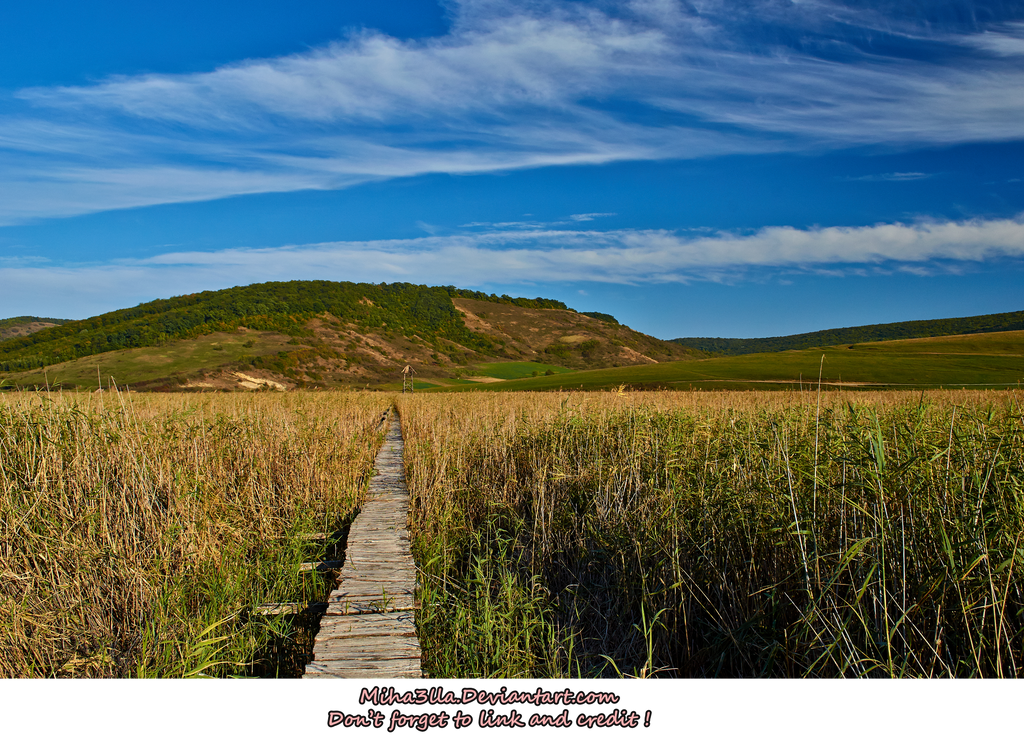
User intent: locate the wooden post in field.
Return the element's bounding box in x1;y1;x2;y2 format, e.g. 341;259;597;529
401;364;415;393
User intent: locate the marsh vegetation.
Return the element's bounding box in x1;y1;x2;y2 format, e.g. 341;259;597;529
401;390;1024;677
4;386;1021;678
0;390;388;676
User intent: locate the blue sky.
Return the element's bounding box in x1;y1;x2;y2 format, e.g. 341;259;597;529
0;0;1022;338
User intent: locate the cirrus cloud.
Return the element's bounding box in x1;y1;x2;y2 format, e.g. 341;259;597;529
0;1;1023;223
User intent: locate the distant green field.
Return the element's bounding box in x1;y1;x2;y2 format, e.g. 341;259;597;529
848;330;1024;355
441;335;1024;392
469;361;575;379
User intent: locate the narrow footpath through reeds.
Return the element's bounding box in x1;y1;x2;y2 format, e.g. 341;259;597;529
304;408;422;678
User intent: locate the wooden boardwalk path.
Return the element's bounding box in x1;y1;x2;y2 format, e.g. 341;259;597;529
303;411;422;678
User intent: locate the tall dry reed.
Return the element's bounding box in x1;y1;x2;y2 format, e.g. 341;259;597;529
399;390;1024;677
0;389;388;677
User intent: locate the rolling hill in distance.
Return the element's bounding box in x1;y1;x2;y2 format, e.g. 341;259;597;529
672;310;1024;355
0;281;694;391
0;280;1021;392
0;316;71;341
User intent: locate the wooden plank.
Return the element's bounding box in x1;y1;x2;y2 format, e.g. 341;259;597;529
329;581;415;596
324;590;416;601
358;513;404;522
299;560;344;572
336;577;416;588
310;664;421;677
322;601;416;616
256;602;328;615
345;537;409;546
324;596;416;612
314;638;420;654
304;661;422;678
314;639;421;655
318;617;417;632
337;576;416;587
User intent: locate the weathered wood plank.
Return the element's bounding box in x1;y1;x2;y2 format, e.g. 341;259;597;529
314;639;421;655
326;581;416;594
323;597;416;611
314;638;420;653
346;539;410;547
318;620;418;639
332;577;416;589
343;565;415;575
256;602;328;615
299;560;344;572
304;659;423;677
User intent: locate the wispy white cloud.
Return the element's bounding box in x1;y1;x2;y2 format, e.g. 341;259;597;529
569;212;617;222
840;172;935;182
957;22;1024;56
0;164;341;222
5;214;1022;318
0;1;1022;223
459;220;549;230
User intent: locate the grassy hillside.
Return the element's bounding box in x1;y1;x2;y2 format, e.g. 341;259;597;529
0;316;70;341
469;361;573;379
848;330;1024;355
0;282;504;372
9;331;300;391
673;308;1024;355
450;297;692;371
439;330;1024;392
0;281;693;390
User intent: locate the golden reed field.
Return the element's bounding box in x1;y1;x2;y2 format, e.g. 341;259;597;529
1;390;388;677
3;387;1022;677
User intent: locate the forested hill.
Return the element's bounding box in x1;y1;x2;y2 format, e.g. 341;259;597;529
0;281;569;372
672;309;1024;356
